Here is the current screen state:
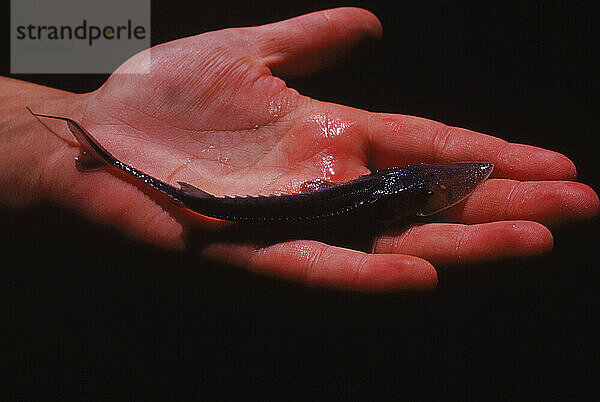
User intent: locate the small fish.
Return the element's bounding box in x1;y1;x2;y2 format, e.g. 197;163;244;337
28;108;493;223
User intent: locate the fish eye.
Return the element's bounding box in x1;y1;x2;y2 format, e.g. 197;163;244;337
435;183;451;199
417;183;454;216
422;183;452;207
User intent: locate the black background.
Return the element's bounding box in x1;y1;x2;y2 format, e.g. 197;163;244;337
4;1;598;399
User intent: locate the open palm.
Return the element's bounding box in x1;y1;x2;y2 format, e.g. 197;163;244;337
40;8;598;290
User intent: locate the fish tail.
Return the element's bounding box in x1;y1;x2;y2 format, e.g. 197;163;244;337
27;106;113;170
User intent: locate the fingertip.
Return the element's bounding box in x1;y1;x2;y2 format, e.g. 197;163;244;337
509;221;554;256
357;254;437;291
255;7;384;77
590;189;600;217
335;7;383;39
564;156;578;180
454;221;554;263
550;151;578;180
470;221;553;259
558;182;600;222
410;256;439;288
578;183;600;218
533;147;578;180
496;144;578;180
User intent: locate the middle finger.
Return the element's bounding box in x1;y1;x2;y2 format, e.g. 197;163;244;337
437;179;598;225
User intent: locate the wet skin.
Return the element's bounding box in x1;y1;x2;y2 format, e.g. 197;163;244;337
2;8;598;290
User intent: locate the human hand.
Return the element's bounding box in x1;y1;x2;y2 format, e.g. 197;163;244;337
5;8;598;290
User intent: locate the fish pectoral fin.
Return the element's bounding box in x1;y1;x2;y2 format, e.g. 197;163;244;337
68;121;107;170
177;181;213;199
27;107;112;170
75;150;106;171
299;178;337;193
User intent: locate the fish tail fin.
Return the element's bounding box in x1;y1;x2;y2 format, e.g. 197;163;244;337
27;106;112;170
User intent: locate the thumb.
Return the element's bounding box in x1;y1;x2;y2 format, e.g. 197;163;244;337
247;7;382;77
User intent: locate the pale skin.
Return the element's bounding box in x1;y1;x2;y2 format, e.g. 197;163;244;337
1;8;598;290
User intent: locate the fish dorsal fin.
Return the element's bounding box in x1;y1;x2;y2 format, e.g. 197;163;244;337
177;181;213;199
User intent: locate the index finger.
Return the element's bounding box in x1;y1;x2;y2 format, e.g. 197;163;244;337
365;112;577;181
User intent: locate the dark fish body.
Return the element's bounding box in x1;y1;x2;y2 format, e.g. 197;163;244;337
177;171;422;222
28;109;493;223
